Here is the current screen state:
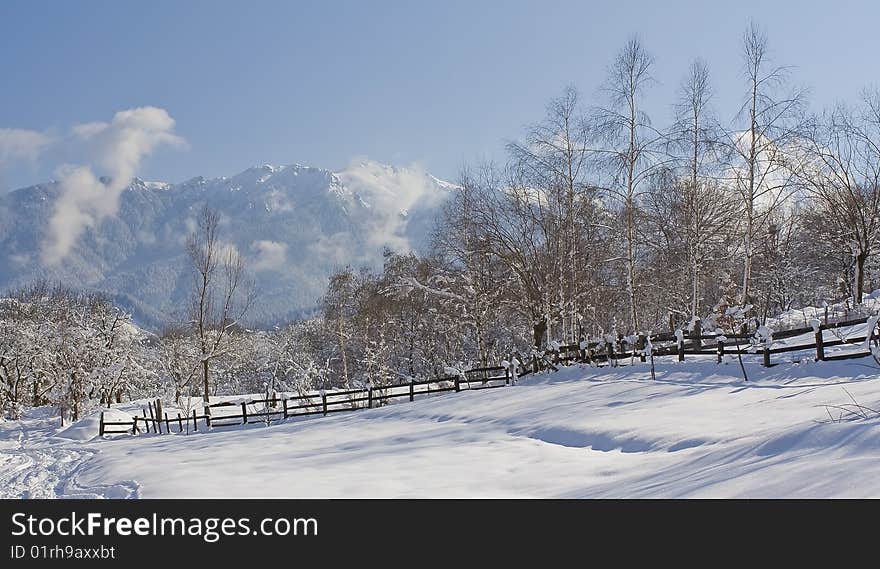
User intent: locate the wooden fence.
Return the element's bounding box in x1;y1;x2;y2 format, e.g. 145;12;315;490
99;366;513;436
542;315;876;370
98;315;877;437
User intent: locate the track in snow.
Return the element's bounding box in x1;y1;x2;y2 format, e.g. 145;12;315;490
0;409;139;499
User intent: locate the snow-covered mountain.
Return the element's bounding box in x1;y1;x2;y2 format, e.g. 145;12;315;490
0;161;455;328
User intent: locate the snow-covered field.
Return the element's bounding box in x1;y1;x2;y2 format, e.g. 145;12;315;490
2;354;880;498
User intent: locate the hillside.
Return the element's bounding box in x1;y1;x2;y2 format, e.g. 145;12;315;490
0;161;453;328
3;353;879;498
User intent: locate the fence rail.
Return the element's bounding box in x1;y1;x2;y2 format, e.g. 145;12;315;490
99;369;513;437
542;315;876;368
98;314;878;438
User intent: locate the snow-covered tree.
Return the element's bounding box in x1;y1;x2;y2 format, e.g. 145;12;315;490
795;92;880;305
726;22;806;305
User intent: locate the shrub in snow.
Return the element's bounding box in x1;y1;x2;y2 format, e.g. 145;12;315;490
674;329;685;347
643;332;654;357
755;325;774;347
443;366;466;382
863;314;880;352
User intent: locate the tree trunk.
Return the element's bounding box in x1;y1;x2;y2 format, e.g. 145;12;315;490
336;318;349;387
855;251;867;305
202;360;210;403
741;67;758;306
71;371;79;421
741;211;753;305
533;318;547;350
476;322;487;367
626;199;639;333
626;86;639;334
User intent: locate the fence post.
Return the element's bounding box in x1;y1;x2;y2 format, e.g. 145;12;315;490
282;398;289;419
409;380;415;402
717;339;724;364
815;328;825;361
763;346;771;367
677;340;684;362
155;400;163;434
164;412;170;433
606;341;615;367
147;402;155;433
177;413;183;432
241;402;248;425
205;406;212;429
193;408;198;432
99;412;105;436
132;418;138;435
691;319;702;351
505;367;510;386
322;393;328;416
368;388;373;408
454;377;460;392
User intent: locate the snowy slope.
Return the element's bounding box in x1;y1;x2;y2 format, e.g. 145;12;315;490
0;161;453;328
2;353;879;498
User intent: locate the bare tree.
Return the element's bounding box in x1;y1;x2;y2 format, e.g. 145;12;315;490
666;59;737;318
457;164;547;349
593;37;667;333
796;91;880;304
728;22;806;305
186;206;253;403
507;87;602;344
322;269;358;387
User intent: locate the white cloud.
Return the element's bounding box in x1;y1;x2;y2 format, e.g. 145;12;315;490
0;128;53;166
336;159;449;254
308;232;369;267
250;240;288;272
42;107;185;265
265;189;295;212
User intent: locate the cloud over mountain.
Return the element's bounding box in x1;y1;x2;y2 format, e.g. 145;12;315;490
43;107;185;264
0;160;452;328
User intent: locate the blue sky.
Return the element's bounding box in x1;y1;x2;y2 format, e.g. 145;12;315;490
1;0;877;190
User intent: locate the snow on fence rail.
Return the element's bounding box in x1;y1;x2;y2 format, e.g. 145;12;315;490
99;316;879;438
98;367;514;437
542;315;877;368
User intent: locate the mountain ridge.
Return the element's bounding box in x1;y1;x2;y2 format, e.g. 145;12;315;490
0;160;454;329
